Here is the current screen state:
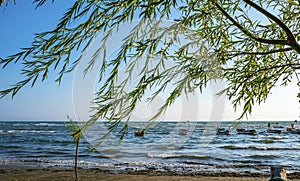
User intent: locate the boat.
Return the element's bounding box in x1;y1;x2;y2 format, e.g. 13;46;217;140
134;129;144;136
179;120;189;135
286;128;300;134
286;122;299;133
266;123;282;133
290;129;300;134
273;123;284;128
236;128;257;135
267;129;282;134
217;128;230;135
179;129;188;135
273;125;284;128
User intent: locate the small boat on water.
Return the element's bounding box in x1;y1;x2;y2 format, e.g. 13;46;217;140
267;129;282;134
266;123;282;134
289;129;300;134
290;129;300;134
236;128;257;135
286;128;300;134
179;129;188;135
179;120;190;135
217;128;230;135
286;121;300;134
134;129;145;136
273;123;284;129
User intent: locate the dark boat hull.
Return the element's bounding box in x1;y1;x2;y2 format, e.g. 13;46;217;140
217;128;230;135
237;129;257;135
267;129;282;134
287;128;300;134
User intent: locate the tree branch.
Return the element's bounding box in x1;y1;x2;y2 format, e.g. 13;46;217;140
258;63;300;72
242;0;294;42
214;1;289;46
224;63;300;72
242;0;300;53
228;47;293;57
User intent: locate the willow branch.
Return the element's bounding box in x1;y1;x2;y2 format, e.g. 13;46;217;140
242;0;294;42
258;63;300;72
228;47;293;57
224;63;300;72
242;0;300;53
284;53;300;83
214;2;289;46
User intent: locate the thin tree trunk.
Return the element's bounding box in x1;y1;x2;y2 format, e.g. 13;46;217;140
75;137;80;181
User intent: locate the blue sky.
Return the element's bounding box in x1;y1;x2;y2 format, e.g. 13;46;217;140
0;1;75;120
0;1;299;121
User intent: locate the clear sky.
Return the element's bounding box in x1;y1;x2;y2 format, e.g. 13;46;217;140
0;1;299;121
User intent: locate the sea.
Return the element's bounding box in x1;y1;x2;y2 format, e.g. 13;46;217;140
1;120;300;176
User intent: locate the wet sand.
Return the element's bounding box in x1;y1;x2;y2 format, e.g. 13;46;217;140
0;165;291;181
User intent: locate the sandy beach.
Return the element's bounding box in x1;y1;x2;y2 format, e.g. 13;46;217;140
1;165;300;181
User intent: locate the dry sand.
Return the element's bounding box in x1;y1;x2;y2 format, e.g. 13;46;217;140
1;165;300;181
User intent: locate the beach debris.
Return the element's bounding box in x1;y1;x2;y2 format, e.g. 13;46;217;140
269;166;287;181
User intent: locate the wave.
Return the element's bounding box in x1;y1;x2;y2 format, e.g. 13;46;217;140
0;145;21;149
12;123;29;127
259;139;274;144
7;122;62;127
0;130;9;133
248;154;277;159
148;153;212;160
1;130;56;133
34;123;62;127
220;145;300;150
262;136;283;140
234;159;262;164
0;158;75;166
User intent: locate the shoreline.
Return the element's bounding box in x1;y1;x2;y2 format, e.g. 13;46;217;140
1;165;300;181
2;120;300;181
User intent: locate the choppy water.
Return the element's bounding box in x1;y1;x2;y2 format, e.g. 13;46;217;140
0;120;299;175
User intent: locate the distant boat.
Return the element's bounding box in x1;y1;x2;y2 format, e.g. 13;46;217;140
217;128;230;135
290;129;300;134
236;128;257;135
266;123;282;134
179;120;189;135
290;130;300;134
267;122;284;129
134;129;144;136
286;122;298;133
179;129;189;135
267;129;282;134
286;128;300;134
273;125;284;128
273;123;284;128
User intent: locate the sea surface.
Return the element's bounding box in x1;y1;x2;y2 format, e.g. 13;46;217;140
1;120;300;176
